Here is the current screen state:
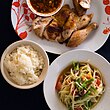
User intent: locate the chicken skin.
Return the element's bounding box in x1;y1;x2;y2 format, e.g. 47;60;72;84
43;19;63;42
79;0;91;9
62;13;93;41
67;22;98;47
43;4;72;42
53;4;72;27
32;17;52;38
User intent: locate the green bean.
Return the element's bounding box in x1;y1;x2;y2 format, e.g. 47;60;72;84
82;78;94;89
72;62;79;71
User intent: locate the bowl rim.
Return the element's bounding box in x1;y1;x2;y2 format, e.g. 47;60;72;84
26;0;64;17
0;40;49;89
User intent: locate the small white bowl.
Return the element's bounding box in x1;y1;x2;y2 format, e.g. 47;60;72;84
0;40;49;89
26;0;64;17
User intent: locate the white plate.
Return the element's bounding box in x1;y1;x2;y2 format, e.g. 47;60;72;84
11;0;110;54
43;49;110;110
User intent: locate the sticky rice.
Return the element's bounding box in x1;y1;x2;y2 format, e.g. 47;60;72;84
4;45;45;85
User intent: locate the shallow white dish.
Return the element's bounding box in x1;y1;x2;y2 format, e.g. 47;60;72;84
0;40;49;89
11;0;110;54
43;50;110;110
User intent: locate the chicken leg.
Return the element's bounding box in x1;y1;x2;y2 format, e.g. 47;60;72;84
67;22;98;47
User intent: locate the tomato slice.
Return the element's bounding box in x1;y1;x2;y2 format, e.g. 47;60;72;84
55;75;63;91
96;79;101;86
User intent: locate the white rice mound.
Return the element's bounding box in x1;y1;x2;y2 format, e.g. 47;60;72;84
4;45;45;85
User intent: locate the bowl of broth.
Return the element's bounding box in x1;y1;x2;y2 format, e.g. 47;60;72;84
26;0;64;17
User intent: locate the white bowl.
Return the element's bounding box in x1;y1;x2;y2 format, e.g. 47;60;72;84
0;40;49;89
26;0;64;17
44;49;110;110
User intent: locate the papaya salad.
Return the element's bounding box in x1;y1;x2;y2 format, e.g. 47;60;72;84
55;62;105;110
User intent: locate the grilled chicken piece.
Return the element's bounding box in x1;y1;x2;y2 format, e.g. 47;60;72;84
67;22;98;47
72;0;87;16
42;4;72;42
62;12;78;41
32;17;53;38
62;13;93;41
53;4;72;27
43;19;63;42
77;14;93;29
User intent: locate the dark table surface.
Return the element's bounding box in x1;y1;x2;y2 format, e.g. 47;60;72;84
0;0;110;110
